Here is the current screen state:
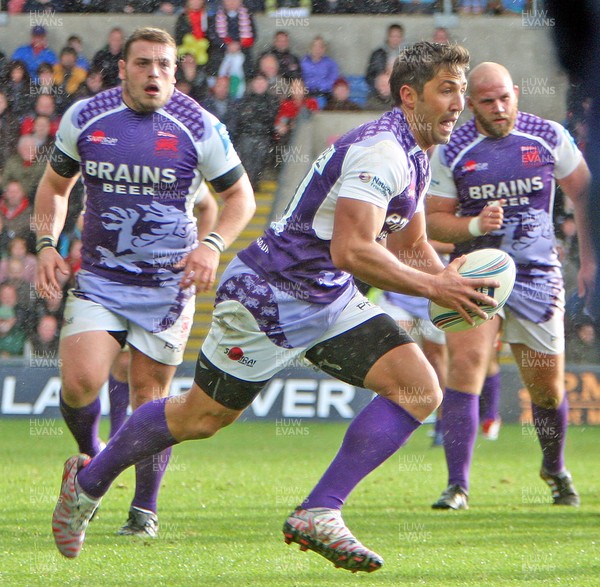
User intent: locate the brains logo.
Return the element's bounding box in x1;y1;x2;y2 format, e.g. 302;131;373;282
359;172;372;183
87;130;118;145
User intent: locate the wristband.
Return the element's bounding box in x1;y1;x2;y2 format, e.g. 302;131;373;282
203;232;225;253
201;239;221;254
208;231;226;250
35;236;57;254
468;216;485;237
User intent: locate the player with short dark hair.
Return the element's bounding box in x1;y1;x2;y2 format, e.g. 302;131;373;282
51;42;498;571
426;62;593;510
35;26;254;542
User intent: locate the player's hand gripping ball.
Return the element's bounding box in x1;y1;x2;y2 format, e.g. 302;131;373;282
429;248;516;332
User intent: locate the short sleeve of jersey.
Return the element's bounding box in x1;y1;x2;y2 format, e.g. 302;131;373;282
549;120;583;180
427;145;456;199
338;138;410;209
198;110;242;182
54;100;88;162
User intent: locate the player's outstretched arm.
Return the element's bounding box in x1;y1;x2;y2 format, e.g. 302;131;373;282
33;165;79;298
558;159;596;300
330;198;497;323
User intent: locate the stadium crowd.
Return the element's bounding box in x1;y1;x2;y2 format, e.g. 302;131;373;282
0;1;595;361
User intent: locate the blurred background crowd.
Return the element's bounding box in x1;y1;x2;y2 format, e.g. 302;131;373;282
0;0;595;362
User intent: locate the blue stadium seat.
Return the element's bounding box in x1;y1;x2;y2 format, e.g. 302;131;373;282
346;75;370;107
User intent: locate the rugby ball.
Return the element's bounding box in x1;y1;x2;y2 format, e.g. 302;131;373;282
429;248;516;332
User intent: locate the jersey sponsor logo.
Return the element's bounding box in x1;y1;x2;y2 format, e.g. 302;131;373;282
359;172;372;183
225;346;256;367
461;159;489;173
86;130;118;146
372;175;392;198
468;176;544;199
521;146;542;166
85;161;177;184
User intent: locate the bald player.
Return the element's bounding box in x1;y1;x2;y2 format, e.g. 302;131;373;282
426;62;594;510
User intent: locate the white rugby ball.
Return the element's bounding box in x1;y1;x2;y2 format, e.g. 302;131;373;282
429;248;516;332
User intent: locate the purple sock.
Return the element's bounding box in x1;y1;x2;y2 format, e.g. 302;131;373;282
441;388;479;491
60;394;102;457
480;372;501;421
131;448;172;513
77;397;178;499
108;375;130;439
532;397;568;475
301;396;421;510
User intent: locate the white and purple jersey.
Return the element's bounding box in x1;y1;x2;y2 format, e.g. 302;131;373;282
238;108;430;304
429;112;581;323
54;87;241;332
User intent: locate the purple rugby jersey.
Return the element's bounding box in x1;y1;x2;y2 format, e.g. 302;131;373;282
429;111;582;323
238;108;430;304
55;87;241;332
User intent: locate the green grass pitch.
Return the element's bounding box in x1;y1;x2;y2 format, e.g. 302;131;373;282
1;419;599;587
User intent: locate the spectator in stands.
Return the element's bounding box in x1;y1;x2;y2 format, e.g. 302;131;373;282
66;35;90;72
0;92;20;175
208;0;257;78
53;47;87;112
0;180;34;245
73;66;104;100
256;52;286;100
0;236;37;284
432;26;451;44
11;26;58;78
1;137;47;201
31;115;54;151
0;275;29;319
364;71;393;111
230;73;279;190
2;60;35;121
274;77;319;145
218;41;247;99
91;27;124;89
300;36;340;106
258;30;302;81
458;0;486;14
30;286;65;335
0;302;26;357
175;0;210;67
324;78;363;111
201;76;236;129
175;53;209;104
24;313;61;362
365;23;405;96
20;94;60;138
4;256;31;303
567;318;599;364
32;62;56;94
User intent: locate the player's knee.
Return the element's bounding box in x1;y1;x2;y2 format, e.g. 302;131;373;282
60;371;103;405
